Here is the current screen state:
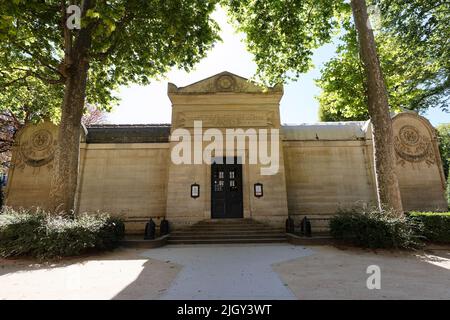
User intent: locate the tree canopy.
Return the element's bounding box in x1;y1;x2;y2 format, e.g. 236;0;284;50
225;0;348;85
437;124;450;179
0;0;221;212
0;0;220;114
318;0;449;121
224;0;405;212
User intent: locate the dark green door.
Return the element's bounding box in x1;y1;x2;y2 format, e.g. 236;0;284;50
211;158;243;219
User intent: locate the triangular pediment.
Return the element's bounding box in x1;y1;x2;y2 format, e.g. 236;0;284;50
168;71;282;94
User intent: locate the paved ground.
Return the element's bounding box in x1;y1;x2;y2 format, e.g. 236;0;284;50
0;244;449;300
142;245;312;299
274;245;450;299
0;249;181;300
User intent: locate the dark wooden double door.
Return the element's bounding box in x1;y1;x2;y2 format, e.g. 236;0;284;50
211;158;243;219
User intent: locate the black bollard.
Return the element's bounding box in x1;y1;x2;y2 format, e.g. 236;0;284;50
285;217;295;233
305;217;312;237
300;217;306;236
144;218;156;240
160;217;170;236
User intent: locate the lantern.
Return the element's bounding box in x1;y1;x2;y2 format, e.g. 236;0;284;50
191;183;200;199
254;183;263;198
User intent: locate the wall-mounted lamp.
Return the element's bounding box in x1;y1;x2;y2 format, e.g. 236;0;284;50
191;183;200;199
254;183;263;198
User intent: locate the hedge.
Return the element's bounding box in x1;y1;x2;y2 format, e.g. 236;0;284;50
408;212;450;243
0;207;125;259
330;208;423;249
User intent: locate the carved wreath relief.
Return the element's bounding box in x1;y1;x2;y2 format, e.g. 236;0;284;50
16;129;57;170
215;75;235;92
394;125;434;166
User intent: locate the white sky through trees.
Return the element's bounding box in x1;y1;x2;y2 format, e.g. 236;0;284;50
108;7;449;126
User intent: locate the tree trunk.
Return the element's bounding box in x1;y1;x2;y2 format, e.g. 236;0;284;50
49;60;88;213
49;0;95;213
350;0;404;214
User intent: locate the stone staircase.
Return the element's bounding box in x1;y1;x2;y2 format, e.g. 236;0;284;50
167;219;287;244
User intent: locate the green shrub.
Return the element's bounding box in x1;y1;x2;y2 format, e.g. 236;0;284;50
0;207;125;259
447;174;450;208
408;212;450;243
330;208;423;249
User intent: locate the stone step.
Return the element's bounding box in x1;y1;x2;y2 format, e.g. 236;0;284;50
186;227;279;231
120;235;169;248
195;218;260;224
179;224;283;229
167;238;288;245
286;233;334;245
170;233;286;240
167;218;287;244
171;229;285;236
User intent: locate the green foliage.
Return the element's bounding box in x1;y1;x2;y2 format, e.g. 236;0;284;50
375;0;450;109
318;0;449;121
0;0;220;118
330;208;423;249
409;212;450;243
436;124;450;207
447;174;450;209
224;0;348;85
0;207;124;259
436;124;450;179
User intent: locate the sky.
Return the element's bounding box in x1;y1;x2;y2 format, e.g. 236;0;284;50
107;7;449;127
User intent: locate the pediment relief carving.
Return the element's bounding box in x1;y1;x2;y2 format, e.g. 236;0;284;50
168;71;282;94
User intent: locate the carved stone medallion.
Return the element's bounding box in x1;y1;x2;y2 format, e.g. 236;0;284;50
215;75;235;92
394;125;434;166
18;129;56;167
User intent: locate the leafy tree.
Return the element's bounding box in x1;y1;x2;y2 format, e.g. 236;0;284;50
0;0;220;212
225;0;347;85
225;0;403;213
350;0;403;213
318;0;449;121
436;124;450;208
437;124;450;179
376;0;449;111
447;175;450;208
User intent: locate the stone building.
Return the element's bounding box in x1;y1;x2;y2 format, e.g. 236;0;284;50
4;72;448;233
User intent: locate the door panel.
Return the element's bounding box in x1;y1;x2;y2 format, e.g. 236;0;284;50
211;158;243;218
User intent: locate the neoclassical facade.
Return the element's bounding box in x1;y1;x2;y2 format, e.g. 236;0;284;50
5;72;448;233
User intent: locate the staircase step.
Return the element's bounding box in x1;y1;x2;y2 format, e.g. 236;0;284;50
170;234;286;240
168;219;287;244
178;225;283;230
167;238;287;245
172;230;284;236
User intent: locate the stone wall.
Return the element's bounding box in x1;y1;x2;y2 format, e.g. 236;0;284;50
282;113;447;232
165;72;289;229
4;73;447;235
76;143;170;233
282;123;376;231
392;112;447;211
5;122;58;210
